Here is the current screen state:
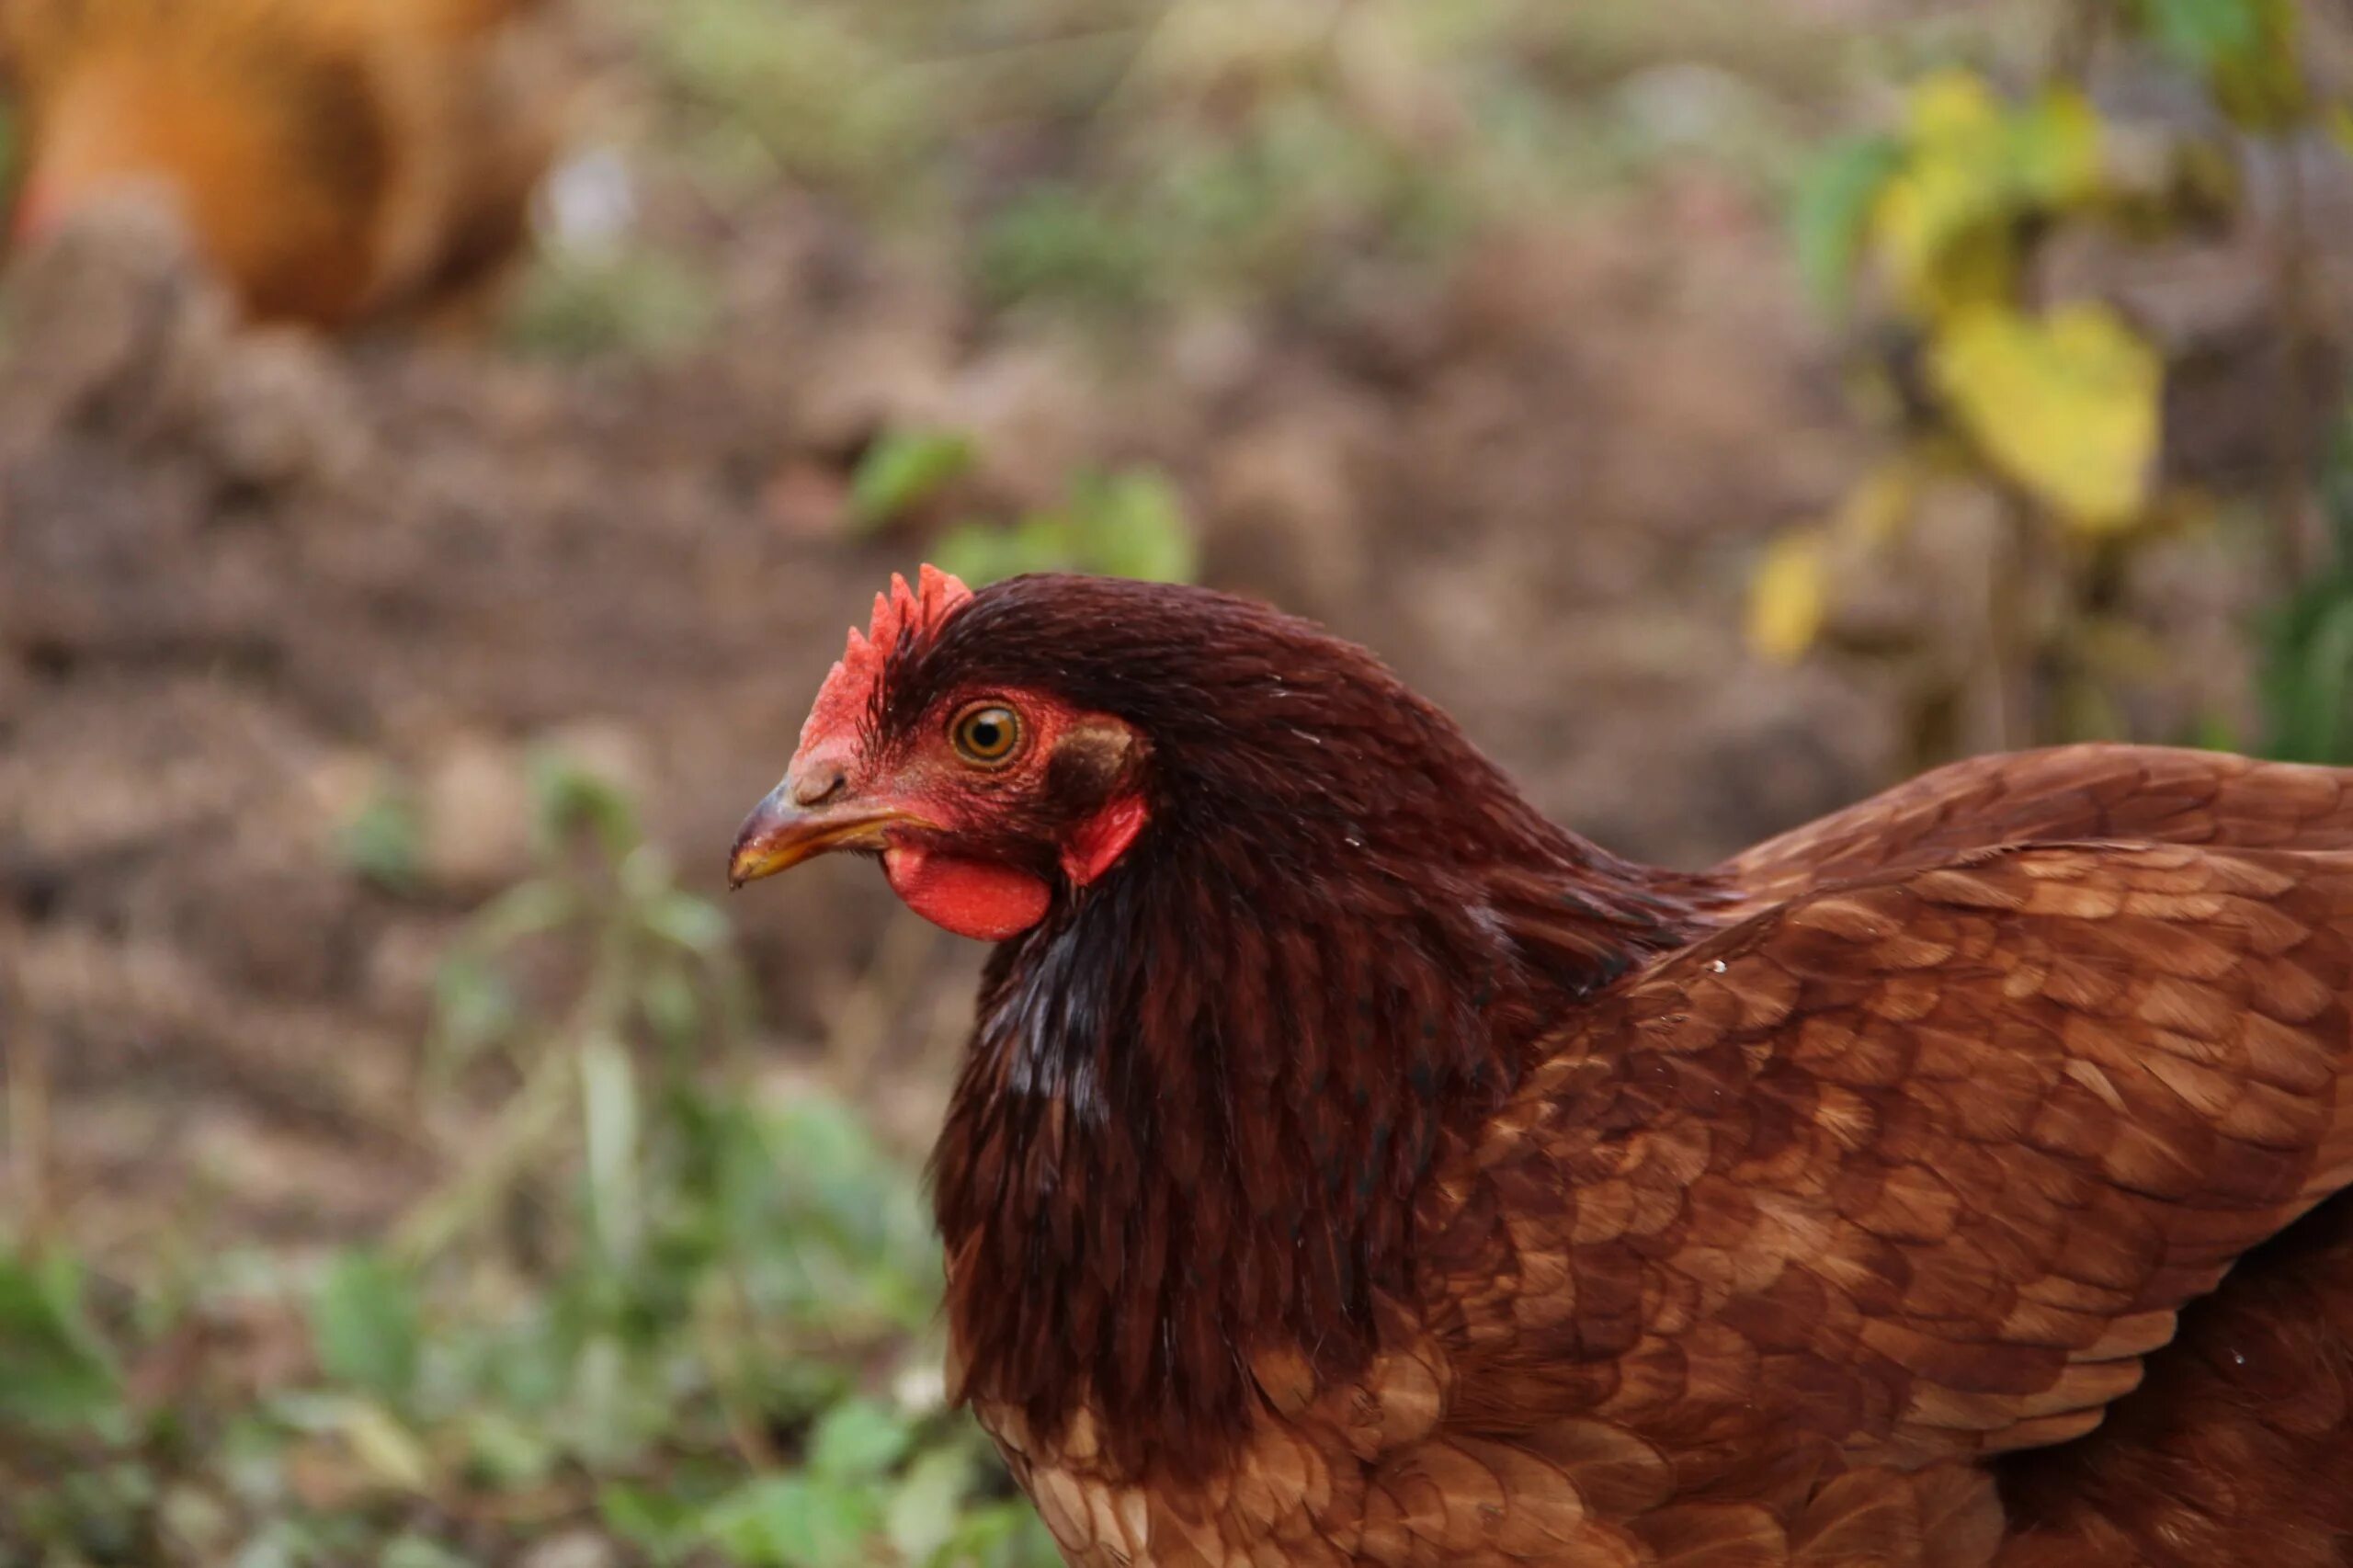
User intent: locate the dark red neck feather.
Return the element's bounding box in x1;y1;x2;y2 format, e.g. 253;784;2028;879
914;577;1724;1481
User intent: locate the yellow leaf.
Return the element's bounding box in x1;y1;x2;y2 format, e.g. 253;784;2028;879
1748;529;1830;664
1836;459;1921;547
2010;90;2103;209
1874;74;2006;315
341;1400;433;1493
1874;171;2017;315
1904;68;2000;142
1870;75;2102;318
1929;303;2160;532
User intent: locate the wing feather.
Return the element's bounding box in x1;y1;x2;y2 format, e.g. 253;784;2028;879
1723;746;2353;912
1423;841;2353;1474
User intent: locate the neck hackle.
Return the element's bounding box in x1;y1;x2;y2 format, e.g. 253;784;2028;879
931;802;1720;1480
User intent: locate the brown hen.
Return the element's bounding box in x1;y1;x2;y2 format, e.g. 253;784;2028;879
2;0;560;328
731;569;2353;1568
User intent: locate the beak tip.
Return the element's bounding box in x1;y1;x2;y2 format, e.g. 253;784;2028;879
724;838;768;891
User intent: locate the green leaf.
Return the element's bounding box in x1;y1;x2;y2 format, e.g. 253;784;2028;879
643;891;733;956
639;962;704;1049
580;1032;642;1266
311;1251;422;1405
928;521;1005;585
465;878;579;950
336;785;423;892
934;468;1195;587
2209;0;2307;130
603;1483;702;1564
2136;0;2264;67
977;187;1160;313
941;1499;1062;1568
1788;134;1902;310
2134;0;2305;128
807;1397;913;1482
458;1410;556;1489
886;1445;976;1566
229;1523;309;1568
1066;470;1197;584
851;429;976;531
381;1534;476;1568
2273;596;2353;763
429;949;522;1073
702;1476;882;1568
529;754;642;860
0;1250;122;1433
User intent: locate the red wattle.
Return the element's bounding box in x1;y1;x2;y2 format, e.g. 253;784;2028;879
884;846;1051;941
1063;793;1148;887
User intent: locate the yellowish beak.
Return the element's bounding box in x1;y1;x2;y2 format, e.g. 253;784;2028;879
726;787;927;889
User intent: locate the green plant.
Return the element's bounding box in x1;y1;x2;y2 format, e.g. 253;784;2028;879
609;0;1834;333
852;428;979;532
2260;404;2353;765
936;465;1196;585
0;766;1057;1567
504;244;721;363
336;778;425;893
0;1251;122;1437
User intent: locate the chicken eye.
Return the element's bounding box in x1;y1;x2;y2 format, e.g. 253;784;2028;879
951;703;1022;766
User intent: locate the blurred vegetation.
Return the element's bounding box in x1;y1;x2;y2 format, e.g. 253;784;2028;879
844;426;1197;585
521;0;1828;354
684;0;1813;306
2261;405;2353;765
928;466;1195;587
1755;0;2353;764
0;767;1055;1568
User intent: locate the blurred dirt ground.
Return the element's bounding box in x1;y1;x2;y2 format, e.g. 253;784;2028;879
0;0;1970;1267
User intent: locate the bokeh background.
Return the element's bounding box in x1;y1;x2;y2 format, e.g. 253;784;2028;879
4;0;2352;1562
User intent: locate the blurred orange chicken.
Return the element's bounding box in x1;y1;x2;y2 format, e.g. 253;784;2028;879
2;0;561;328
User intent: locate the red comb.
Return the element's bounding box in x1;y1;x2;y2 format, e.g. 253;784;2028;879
799;565;973;749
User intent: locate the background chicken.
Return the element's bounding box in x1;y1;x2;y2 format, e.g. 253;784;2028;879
732;569;2353;1567
0;0;562;328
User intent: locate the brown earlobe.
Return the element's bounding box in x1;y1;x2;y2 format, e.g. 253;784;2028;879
1051;719;1144;801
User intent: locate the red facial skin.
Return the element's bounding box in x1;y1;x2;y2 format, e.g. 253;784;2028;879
788;689;1149;942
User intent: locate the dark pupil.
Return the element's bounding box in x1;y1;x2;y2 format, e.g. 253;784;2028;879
968;715;1006;752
